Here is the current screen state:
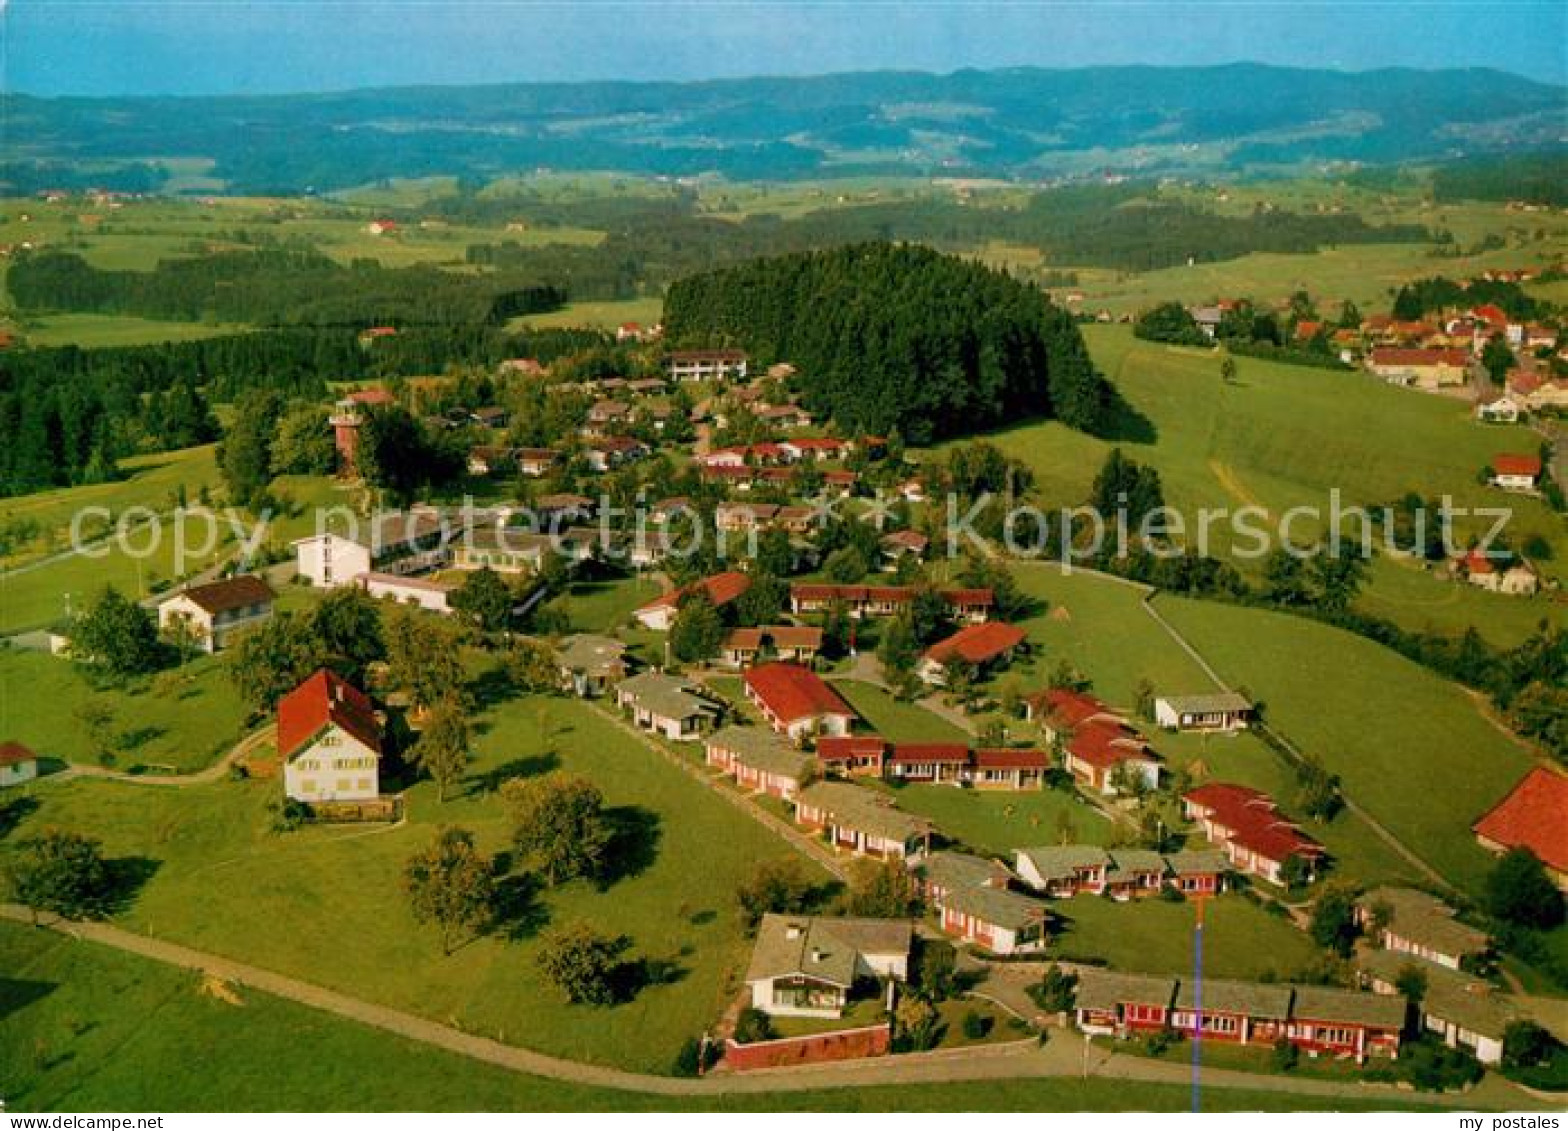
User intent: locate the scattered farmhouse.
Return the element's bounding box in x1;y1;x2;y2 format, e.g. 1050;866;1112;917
555;634;629;698
1182;783;1325;886
1153;692;1253;732
744;913;911;1018
278;669;383;804
1472;766;1568;892
0;741;39;788
743;662;856;741
1488;453;1543;492
156;574;276;652
615;673;722;741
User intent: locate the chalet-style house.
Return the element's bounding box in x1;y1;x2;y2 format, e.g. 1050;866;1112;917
633;571;752;632
703;725;814;801
719;626;823;669
0;741;39;788
789;584;994;623
555;634;629;698
1358;950;1516;1066
1024;688;1128;742
1062;723;1162;795
156;574;276;653
614;673;721;741
1354;887;1489;971
795;781;932;860
666;349;748;383
278;669;383;804
1075;971;1404;1064
356;571;456;614
1182;782;1325;886
1489;453;1544;492
1015;846;1112;897
1152;692;1253;733
294;510;451;587
1472;766;1568;892
916;621;1027;686
744;914;911;1018
1163;848;1230;896
743;662;856;742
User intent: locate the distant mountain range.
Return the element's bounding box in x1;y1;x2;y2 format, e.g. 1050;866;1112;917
4;63;1564;193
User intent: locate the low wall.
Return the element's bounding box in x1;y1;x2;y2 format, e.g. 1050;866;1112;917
723;1022;891;1072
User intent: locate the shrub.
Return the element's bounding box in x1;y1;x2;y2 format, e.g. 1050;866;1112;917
732;1006;775;1045
962;1010;992;1040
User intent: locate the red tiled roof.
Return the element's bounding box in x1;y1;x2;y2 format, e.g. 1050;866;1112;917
1369;347;1469;367
1068;723;1157;771
277;669;382;761
1473;767;1568;873
1026;688;1119;729
724;625;824;651
924;620;1026;665
890;742;972;764
345;388;396;405
743;662;855;726
973;747;1050;770
0;741;37;767
639;570;752;613
1183;782;1323;865
815;736;889;762
786;437;844;451
1492;453;1543;477
1464;551;1497;576
1472;304;1509;329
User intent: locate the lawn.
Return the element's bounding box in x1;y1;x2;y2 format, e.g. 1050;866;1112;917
0;925;1462;1114
513;297;665;332
883;783;1113;858
1156;594;1539;895
0;693;823;1075
0;649;250;774
16;313;251;348
0;444;222;569
832;680;971;744
949;325;1568;619
1049;893;1318;982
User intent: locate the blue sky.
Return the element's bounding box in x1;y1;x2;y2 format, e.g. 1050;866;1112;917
5;1;1565;97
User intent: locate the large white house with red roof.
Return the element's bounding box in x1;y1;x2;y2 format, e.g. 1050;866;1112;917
1182;782;1324;886
1473;766;1568;892
279;670;384;804
1489;452;1544;492
743;662;856;742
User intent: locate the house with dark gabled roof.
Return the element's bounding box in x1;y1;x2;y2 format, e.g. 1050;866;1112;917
1355;887;1490;971
156;574;275;652
704;725;814;801
1074;970;1179;1036
1015;845;1113;897
614;673;722;741
278;669;383;804
794;781;931;860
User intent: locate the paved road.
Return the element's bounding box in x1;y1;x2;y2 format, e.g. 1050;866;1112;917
4;906;1525;1107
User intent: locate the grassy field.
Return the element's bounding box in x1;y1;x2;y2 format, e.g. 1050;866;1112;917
16;313;251;348
1049;892;1318;981
514;297;665;331
0;649;250;774
1;925;1467;1113
884;782;1113;857
954;325;1566;642
1156;594;1538;895
833;680;972;744
0;444;222;567
0;691;819;1075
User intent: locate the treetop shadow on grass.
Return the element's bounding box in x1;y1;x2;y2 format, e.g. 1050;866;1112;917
1093;390;1158;446
0;977;57;1024
468;666;524;710
0;795;40;840
468;752;561;796
597;804;661;890
101;854;161;916
486;868;551;942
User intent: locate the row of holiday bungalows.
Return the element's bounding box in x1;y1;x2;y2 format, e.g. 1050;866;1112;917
1074;969;1406;1064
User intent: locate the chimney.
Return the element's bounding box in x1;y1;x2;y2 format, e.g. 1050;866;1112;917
785;924;802;939
810;948;823;963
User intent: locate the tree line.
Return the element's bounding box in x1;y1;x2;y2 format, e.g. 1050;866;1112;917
663;242;1115;442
